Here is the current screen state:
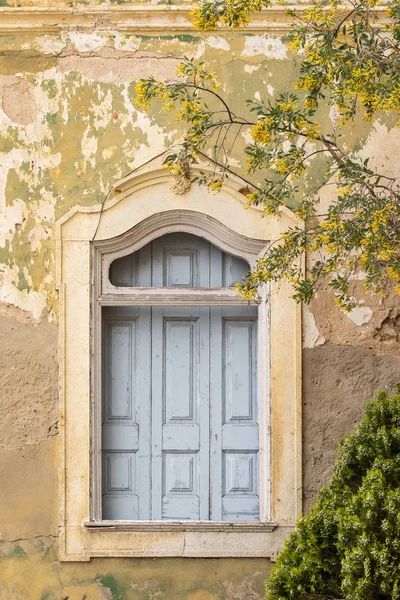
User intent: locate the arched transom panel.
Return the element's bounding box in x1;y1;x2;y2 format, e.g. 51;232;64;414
109;232;250;289
96;210;267;301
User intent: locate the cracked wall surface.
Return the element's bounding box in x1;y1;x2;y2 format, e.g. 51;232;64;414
0;4;399;599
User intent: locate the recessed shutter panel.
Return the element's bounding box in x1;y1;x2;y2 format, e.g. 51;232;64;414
151;306;210;520
102;307;151;520
210;306;259;521
109;242;152;287
151;233;211;287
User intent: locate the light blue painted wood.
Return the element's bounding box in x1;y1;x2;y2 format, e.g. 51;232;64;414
109;242;152;287
108;322;133;419
223;425;258;451
224;321;255;421
164;320;196;421
210;306;259;522
151;305;163;520
109;233;249;288
103;233;259;522
152;233;209;287
102;313;140;518
103;424;138;451
102;451;138;519
162;425;200;450
109;253;135;287
166;251;196;287
223;450;259;520
198;306;211;520
102;306;151;520
210;306;223;521
151;306;209;520
222;254;250;287
136;306;152;519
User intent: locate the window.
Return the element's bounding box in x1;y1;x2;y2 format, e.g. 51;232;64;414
57;156;301;560
103;233;259;522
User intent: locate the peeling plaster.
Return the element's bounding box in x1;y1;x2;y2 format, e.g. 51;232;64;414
244;64;260;73
329;104;341;128
113;32;141;52
194;40;206;59
0;77;37;126
28;223;51;253
241;35;287;59
303;305;326;348
32;192;56;222
68;31;108;53
206;36;230;51
34;35;67;55
0;264;48;320
0;149;40;237
0;196;27;248
57;48;182;84
358;121;400;180
81;124;99;168
0;27;397;329
129;109;176;168
92;86;114;129
346;305;374;326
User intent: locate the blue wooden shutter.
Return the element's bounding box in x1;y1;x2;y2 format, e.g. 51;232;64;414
103;233;259;521
151;306;210;520
210;306;259;521
102;306;151;520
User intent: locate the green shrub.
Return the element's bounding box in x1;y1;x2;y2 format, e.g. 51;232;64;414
266;387;400;600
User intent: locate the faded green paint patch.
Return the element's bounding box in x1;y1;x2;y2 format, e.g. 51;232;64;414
34;536;55;557
0;52;57;76
17;269;30;292
5;169;30;206
99;575;124;600
41;79;58;99
0;541;27;558
0;240;10;263
40;593;57;600
155;34;200;43
0;128;29;154
44;112;58;126
9;544;26;558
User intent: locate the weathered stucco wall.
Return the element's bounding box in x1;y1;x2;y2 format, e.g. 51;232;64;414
302;285;400;512
0;4;399;598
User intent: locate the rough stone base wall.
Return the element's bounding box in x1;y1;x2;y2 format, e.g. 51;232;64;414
303;345;400;512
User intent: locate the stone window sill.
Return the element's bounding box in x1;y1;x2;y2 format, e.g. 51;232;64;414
85;520;277;533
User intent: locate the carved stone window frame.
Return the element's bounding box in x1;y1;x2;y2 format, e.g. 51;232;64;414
56;154;302;561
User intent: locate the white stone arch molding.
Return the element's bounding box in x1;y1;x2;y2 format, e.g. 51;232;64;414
56;153;302;561
96;210;267;299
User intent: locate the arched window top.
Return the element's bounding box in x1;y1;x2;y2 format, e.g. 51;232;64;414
109;232;250;289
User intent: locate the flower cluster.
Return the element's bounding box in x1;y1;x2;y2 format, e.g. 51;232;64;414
134;0;400;310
